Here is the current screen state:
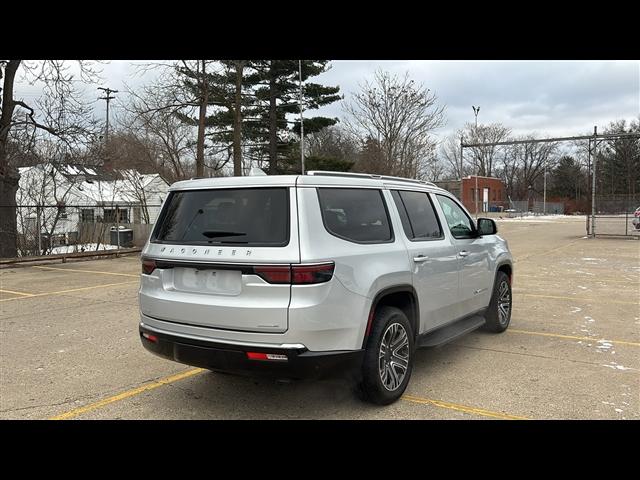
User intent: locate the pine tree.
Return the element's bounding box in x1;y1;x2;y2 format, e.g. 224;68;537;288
174;61;259;176
250;60;342;173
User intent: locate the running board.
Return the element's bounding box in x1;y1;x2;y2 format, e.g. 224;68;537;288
418;315;486;348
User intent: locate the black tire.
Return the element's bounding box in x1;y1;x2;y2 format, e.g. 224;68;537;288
358;306;414;405
483;271;512;333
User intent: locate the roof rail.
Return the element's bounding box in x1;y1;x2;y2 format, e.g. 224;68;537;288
306;170;436;187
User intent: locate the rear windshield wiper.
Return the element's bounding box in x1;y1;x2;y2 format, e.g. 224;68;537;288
202;230;247;238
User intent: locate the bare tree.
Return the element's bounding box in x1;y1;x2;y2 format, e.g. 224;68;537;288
440;132;466;179
465;122;511;177
127;61;218;178
343;70;446;180
499;137;558;200
305;125;358;162
1;60;100;257
118;94;200;182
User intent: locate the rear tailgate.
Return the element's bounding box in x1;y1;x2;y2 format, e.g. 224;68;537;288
139;186;299;333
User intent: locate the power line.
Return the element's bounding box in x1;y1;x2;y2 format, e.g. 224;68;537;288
462;131;639;148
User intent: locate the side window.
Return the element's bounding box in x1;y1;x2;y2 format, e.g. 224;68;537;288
391;190;443;241
436;195;476;239
317;188;393;243
390;190;413;238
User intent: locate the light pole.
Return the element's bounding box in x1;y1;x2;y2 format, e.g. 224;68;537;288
543;162;547;215
472;105;480;130
472;106;480;217
299;60;305;175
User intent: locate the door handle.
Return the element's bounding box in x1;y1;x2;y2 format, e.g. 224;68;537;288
458;250;470;257
413;255;429;263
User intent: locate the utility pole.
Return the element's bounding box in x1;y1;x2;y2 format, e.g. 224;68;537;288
98;87;118;146
299;60;305;175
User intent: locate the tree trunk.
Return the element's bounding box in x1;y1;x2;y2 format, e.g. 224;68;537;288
0;60;22;258
233;61;245;177
268;62;278;174
195;60;208;178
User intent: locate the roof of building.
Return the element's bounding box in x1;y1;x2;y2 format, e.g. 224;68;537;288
19;164;169;203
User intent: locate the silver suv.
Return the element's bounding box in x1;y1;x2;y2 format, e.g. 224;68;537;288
139;171;513;404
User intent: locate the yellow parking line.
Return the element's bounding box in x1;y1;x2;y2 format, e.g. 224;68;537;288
401;394;528;420
0;280;139;302
508;329;640;347
515;293;638;305
33;265;139;278
49;368;204;420
0;288;35;297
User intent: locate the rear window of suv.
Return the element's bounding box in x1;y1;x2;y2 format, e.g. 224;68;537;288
317;188;393;243
152;188;289;246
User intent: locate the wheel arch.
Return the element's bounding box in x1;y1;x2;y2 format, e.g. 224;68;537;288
362;285;419;348
496;261;513;284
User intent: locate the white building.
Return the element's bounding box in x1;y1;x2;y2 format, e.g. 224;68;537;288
16;164;170;252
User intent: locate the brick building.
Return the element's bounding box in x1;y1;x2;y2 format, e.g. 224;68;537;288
435;176;506;214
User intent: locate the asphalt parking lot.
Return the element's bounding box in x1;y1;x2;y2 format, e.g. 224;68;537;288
1;216;638;420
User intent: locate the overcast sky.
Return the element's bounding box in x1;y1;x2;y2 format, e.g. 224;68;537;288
13;60;640;140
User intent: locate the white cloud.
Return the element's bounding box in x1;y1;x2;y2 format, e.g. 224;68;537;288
10;60;640;140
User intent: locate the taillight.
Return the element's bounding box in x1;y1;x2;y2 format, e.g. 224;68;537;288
253;266;291;284
291;263;334;284
141;257;156;275
253;263;335;284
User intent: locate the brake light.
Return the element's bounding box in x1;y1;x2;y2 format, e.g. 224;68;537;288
141;257;156;275
254;266;291;284
253;263;335;284
291;263;335;284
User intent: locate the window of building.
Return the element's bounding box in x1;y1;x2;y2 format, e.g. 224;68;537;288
81;209;95;223
103;208;129;224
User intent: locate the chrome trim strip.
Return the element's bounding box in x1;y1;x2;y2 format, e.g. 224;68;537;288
139;321;306;350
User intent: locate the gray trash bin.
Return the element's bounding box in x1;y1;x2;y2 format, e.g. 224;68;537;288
110;227;134;247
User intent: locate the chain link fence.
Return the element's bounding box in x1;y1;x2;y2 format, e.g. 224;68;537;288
587;194;640;237
2;203;163;260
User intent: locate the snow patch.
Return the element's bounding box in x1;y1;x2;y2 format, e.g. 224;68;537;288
49;243;119;254
602;362;633;371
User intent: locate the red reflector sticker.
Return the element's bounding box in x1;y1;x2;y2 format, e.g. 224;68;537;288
246;352;288;361
142;332;158;343
246;352;269;360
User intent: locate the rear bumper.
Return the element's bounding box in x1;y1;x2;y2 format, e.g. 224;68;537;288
139;324;364;380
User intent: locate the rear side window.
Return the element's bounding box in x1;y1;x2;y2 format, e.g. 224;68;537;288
153;188;289;246
317;188;393;243
391;190;443;240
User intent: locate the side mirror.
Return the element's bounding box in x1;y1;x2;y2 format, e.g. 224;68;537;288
477;218;497;236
